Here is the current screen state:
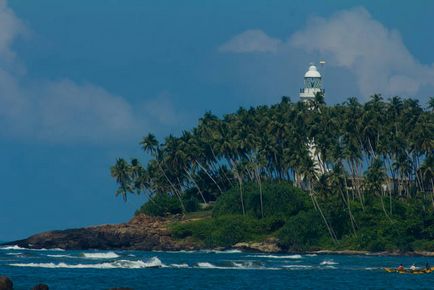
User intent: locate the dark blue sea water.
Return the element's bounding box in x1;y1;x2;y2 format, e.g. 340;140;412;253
1;246;434;289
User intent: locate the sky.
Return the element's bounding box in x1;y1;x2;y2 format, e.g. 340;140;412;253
1;0;433;241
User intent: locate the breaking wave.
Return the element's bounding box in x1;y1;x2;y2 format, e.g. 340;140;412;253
6;252;23;256
196;261;279;270
283;265;314;269
320;260;338;265
247;254;302;259
81;252;120;259
171;263;189;268
9;257;164;269
196;262;225;269
46;254;74;258
0;245;64;251
0;245;26;250
211;249;242;254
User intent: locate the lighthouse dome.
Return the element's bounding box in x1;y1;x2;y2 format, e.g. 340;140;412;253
304;65;321;78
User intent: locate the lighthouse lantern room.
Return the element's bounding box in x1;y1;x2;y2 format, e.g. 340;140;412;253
299;64;324;102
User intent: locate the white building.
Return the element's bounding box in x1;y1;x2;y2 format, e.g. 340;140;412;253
299;64;325;102
300;64;328;178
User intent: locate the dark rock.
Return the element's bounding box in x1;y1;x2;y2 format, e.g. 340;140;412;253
32;284;49;290
1;214;200;251
0;276;13;290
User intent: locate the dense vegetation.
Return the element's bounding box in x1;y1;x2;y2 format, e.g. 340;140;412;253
112;94;434;252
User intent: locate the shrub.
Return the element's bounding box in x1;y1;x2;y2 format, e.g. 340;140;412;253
136;194;200;217
171;214;271;248
277;210;327;251
212;181;310;218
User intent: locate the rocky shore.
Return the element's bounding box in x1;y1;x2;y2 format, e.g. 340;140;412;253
2;214;200;251
2;214;434;257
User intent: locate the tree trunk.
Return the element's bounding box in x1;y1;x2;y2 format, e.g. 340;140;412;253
196;160;224;194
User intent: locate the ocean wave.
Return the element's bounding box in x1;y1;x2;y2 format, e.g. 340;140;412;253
210;249;242;254
196;262;232;269
0;245;26;250
46;254;74;258
283;265;314;269
247;254;302;259
158;249;243;254
320;260;338;265
10;257;164;269
0;245;65;251
171;263;189;268
81;252;120;259
231;261;265;269
6;252;23;256
196;261;279;270
306;254;317;257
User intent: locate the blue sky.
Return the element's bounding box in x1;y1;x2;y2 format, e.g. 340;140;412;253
1;0;433;241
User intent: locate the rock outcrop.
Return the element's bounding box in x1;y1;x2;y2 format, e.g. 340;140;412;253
0;276;13;290
233;238;282;253
3;214;200;251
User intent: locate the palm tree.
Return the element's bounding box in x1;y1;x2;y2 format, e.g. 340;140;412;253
111;158;132;201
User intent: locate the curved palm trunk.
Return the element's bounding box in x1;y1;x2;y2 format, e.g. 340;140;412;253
196;160;224;194
210;146;234;186
342;178;357;235
238;176;246;215
310;189;338;243
157;162;186;214
255;165;264;218
184;167;207;204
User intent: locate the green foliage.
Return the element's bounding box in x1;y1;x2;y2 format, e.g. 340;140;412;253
171;214;272;248
113;95;433;252
337;197;434;252
212;181;310;218
136;194;199;217
277;210;327;251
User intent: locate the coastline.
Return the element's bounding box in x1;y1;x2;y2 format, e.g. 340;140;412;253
2;214;434;257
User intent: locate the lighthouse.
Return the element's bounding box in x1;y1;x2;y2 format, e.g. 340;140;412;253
299;64;325;102
299;63;328;180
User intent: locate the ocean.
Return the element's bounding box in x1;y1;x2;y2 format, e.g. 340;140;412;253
1;246;433;289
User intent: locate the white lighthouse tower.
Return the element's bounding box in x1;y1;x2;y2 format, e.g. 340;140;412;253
299;64;324;102
299;63;328;180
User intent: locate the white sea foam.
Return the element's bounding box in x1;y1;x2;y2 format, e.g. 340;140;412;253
306;254;318;257
283;265;313;269
82;252;120;259
10;257;164;269
232;261;264;269
320;260;338;265
196;261;279;270
247;254;302;259
0;245;26;250
46;254;74;258
364;267;381;271
0;245;65;251
196;262;239;270
6;252;23;256
44;248;65;251
212;249;242;254
171;263;189;268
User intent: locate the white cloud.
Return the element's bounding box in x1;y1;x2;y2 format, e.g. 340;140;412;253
218;29;282;53
140;91;186;127
0;1;179;144
219;7;434;100
290;7;434;97
0;0;25;64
